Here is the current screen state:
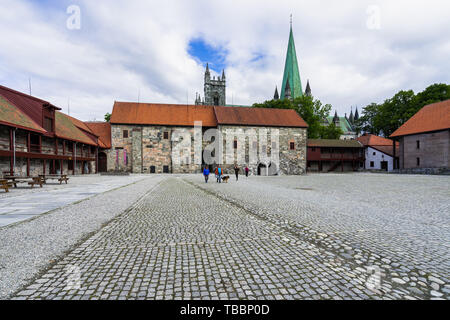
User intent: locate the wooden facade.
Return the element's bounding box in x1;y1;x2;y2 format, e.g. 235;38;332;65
306;139;364;173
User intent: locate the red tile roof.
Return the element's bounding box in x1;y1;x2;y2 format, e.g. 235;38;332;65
85;122;111;149
214;106;308;128
390;99;450;137
110;102;218;127
357;133;399;146
0;94;46;133
0;84;60;128
55;112;97;146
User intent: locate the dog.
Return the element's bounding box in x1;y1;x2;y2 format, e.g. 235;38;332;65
222;175;230;183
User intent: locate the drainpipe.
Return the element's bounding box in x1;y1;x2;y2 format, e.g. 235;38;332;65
74;142;77;175
13;128;16;175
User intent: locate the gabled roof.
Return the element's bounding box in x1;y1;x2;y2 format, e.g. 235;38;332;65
0;94;46;133
214;106;308;128
0;85;60;127
390;99;450;137
307;139;362;148
357;133;399;146
110;102;218;127
55;112;97;146
85;122;111;149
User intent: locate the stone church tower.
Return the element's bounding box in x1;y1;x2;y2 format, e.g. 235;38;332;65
195;63;226;106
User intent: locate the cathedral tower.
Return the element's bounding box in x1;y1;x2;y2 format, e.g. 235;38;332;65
280;20;303;99
203;63;226;106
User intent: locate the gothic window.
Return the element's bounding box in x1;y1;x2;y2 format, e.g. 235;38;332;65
214;96;219;106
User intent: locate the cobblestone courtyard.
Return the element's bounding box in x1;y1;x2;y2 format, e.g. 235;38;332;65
1;173;449;300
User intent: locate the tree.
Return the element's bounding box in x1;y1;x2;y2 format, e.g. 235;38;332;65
104;112;111;122
318;123;343;139
355;83;450;137
253;96;339;139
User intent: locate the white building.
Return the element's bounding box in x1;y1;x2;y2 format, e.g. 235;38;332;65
357;134;399;172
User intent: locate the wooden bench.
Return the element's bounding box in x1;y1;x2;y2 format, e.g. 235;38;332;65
39;174;69;184
58;175;69;184
0;179;13;193
28;177;44;188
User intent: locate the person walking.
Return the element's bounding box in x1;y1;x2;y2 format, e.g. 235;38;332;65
203;166;210;183
245;166;249;178
214;167;219;182
217;166;222;183
234;165;240;181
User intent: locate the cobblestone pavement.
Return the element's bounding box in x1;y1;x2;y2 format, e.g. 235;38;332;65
0;175;146;227
10;174;450;300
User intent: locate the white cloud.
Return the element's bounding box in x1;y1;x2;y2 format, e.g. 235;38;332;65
0;0;449;120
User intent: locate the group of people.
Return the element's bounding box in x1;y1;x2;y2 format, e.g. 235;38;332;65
202;165;250;183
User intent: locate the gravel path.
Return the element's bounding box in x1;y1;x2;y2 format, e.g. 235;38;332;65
0;175;164;299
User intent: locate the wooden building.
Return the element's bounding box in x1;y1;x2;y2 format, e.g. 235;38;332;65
307;139;364;172
390;99;450;172
0;85;105;176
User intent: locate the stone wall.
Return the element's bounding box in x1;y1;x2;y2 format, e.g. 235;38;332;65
216;125;306;175
400;130;449;169
109;124;307;175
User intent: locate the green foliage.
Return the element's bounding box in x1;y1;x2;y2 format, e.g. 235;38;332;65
104;112;111;122
356;83;450;137
253;95;341;139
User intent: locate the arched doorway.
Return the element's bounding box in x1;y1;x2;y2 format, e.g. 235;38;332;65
257;163;267;176
98;152;107;172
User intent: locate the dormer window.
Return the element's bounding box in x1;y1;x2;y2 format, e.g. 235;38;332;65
44;116;53;132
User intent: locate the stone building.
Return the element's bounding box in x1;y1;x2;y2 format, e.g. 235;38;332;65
108;102;308;175
195;63;226;106
390;99;450;173
0;85;103;177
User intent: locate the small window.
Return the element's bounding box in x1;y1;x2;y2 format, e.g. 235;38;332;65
373;152;376;156
370;161;374;167
234;140;238;149
123;130;128;138
150;166;156;173
290;142;295;150
417;158;420;166
43;117;53;132
164;131;169;139
416;140;420;149
163;165;169;173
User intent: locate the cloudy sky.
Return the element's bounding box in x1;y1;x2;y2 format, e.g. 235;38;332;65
0;0;449;121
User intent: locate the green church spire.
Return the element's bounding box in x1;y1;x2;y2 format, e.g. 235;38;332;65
280;20;303;99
